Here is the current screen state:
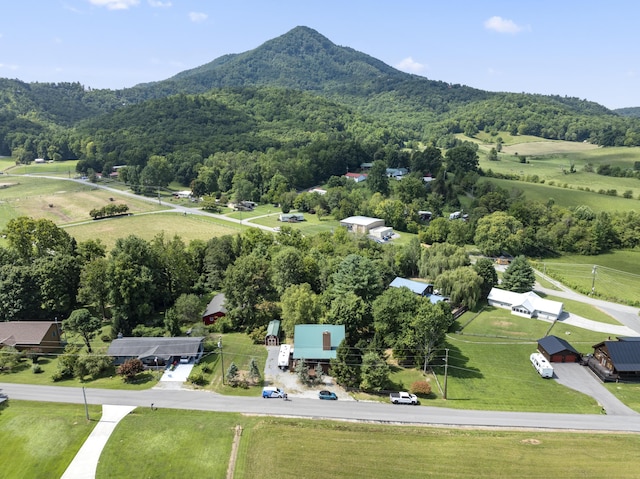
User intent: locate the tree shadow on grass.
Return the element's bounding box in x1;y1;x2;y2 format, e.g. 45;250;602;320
430;342;483;381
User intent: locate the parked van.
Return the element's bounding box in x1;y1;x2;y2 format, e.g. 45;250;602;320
262;387;285;398
530;352;554;378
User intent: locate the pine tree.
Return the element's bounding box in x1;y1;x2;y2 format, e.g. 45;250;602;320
501;256;535;293
249;357;261;383
225;362;239;385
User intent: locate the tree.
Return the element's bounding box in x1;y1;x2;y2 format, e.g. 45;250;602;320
34;253;81;318
140;155;173;192
4;217;75;260
330;254;383;303
330;339;361;388
63;308;102;353
445;143;479;176
117;358;145;382
77;258;110;319
488;147;498;161
359;351;390;391
295;358;311;385
474;211;523;257
434;266;483;309
418;242;470;279
401;301;453;370
271;247;307;295
249;357;261;383
367;160;389;196
171;293;202;325
372;287;419;348
473;257;499;298
325;292;370;341
501;255;535;293
225;362;239;386
280;283;321;338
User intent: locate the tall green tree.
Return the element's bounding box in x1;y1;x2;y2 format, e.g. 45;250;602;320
473;257;499;298
330;254;383;303
63;308;102;353
325;292;370;341
280;283;321;338
77;258;110;319
434;266;483;309
359;351;390;391
474;211;523;257
367;160;389;196
501;255;535;293
329;339;361;388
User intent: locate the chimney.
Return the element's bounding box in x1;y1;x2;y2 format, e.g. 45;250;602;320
322;330;331;351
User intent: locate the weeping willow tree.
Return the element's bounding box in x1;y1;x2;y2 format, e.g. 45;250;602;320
434;266;483;309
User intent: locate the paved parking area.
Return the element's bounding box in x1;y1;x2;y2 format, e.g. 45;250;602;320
552;363;638;416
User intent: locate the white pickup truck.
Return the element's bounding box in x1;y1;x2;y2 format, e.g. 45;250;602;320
389;391;418;405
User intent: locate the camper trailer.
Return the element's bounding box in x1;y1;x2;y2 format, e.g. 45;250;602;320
278;344;292;370
530;352;554;378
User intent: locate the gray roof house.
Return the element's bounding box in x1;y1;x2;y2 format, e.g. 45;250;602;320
107;337;205;366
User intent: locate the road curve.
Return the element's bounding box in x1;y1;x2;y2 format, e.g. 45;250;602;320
2;382;640;433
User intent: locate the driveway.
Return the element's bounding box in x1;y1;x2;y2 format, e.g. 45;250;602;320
552;362;638;416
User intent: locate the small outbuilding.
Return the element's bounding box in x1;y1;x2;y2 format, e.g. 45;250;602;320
278;213;304;222
265;320;281;346
537;335;581;363
202;293;227;326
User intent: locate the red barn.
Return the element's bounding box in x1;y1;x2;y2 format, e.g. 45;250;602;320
202;293;227;326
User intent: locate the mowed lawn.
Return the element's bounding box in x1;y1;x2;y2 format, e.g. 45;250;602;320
0;400;101;479
533;250;640;306
97;410;640;479
65;212;243;249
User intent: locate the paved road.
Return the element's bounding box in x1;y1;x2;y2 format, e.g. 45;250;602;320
3;382;640;433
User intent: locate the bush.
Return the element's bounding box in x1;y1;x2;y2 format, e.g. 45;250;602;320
32;364;43;374
100;334;112;343
188;370;208;386
410;380;432;396
117;358;145;381
248;325;267;344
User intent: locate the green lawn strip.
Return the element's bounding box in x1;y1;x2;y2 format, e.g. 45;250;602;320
0;400;101;479
533;251;640;306
432;336;601;413
206;333;268;396
65;212;243;250
541;294;622;326
96;409;243;479
239;417;640;479
604;382;640;413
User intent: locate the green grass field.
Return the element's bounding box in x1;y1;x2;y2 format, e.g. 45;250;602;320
532;250;640;306
0;401;101;479
94;409;640;479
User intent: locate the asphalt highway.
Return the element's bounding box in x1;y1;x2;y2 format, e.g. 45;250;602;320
3;382;640;433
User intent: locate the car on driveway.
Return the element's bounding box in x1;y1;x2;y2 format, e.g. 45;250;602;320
318;390;337;400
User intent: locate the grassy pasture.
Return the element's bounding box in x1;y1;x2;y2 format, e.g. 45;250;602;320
94;409;640;479
0;400;101;479
64;212;243;250
481;177;639;212
532;250;640;306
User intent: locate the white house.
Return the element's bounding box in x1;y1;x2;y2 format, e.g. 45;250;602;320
487;287;563;321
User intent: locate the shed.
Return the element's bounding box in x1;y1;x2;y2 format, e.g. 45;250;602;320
537;335;580;363
265;320;281;346
278;213;304;222
107;337;205;366
202;293;227;325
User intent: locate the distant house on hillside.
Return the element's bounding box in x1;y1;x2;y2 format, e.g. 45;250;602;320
0;321;63;353
344;172;367;183
279;213;304;222
487;287;563;321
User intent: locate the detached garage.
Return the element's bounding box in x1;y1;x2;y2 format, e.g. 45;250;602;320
537;335;581;363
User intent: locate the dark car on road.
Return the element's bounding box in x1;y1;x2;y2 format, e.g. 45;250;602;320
318;390;337;400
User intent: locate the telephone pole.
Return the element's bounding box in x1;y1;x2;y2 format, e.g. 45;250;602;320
443;348;449;400
218;336;225;385
591;265;597;294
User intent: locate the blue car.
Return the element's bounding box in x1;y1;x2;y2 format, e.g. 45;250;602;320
318;390;337;400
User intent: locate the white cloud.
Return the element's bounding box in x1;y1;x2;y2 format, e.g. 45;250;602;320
484;16;528;34
0;63;19;71
148;0;171;7
89;0;140;10
189;11;208;23
395;57;427;74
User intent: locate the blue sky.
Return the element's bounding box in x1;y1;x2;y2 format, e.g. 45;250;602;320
1;1;638;109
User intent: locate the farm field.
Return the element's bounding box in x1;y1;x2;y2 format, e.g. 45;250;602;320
0;401;101;479
64;211;244;250
94;409;640;479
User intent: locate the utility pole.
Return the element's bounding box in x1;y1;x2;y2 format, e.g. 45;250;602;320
443;348;449;400
218;336;225;385
591;265;597;294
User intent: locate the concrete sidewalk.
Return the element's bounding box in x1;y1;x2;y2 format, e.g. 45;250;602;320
61;404;136;479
